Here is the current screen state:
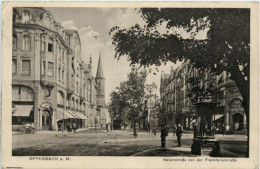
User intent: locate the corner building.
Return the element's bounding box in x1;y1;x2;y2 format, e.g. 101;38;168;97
160;61;247;134
12;7;109;131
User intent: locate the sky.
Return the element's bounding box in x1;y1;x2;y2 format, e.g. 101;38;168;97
46;7;188;103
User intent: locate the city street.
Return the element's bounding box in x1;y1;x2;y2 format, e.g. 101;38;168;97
13;128;247;157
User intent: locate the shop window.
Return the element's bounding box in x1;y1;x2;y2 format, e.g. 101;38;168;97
47;62;54;77
22;60;30;75
48;38;53;52
22;35;31;51
12;59;17;74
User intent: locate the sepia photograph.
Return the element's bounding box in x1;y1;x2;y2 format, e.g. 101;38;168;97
2;1;259;169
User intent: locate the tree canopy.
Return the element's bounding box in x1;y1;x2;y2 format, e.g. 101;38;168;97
110;8;249;112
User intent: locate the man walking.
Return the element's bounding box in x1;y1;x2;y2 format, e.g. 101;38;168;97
160;125;167;148
176;124;183;147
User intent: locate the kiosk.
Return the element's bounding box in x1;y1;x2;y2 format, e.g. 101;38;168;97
191;102;221;156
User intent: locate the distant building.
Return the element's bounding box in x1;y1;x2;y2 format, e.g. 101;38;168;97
160;61;247;134
12;7;109;131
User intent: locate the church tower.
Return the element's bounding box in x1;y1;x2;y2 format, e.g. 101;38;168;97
96;52;106;107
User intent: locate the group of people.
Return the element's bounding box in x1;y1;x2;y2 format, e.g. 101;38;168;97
160;124;183;148
66;123;78;133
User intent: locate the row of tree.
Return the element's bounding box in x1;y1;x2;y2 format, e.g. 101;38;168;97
110;8;250;156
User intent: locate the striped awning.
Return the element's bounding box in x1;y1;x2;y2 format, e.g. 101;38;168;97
74;111;87;119
12;105;33;117
66;110;80;119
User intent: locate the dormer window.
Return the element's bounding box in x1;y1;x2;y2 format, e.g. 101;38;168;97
46;16;52;29
22;11;30;23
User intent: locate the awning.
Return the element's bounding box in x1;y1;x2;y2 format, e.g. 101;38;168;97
214;114;224;121
66;110;80;119
12;105;33;117
74;111;87;119
64;111;73;119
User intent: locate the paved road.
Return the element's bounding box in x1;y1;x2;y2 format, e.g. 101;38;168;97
12;128;247;157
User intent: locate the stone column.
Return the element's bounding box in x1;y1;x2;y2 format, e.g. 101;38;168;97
39;108;42;130
52;110;55;131
34;34;40;81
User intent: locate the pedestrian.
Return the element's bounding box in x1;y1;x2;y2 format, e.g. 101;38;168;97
176;124;183;147
134;124;138;138
166;125;169;136
67;124;71;132
160;125;167;148
72;123;77;133
225;124;230;135
222;124;226;136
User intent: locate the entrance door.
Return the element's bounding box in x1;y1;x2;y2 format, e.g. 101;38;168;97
233;113;243;131
42;110;51;130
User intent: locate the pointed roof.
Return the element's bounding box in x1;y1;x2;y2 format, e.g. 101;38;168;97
96;52;104;78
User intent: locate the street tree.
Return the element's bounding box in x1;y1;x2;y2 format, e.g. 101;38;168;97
110;8;250;156
110;69;147;134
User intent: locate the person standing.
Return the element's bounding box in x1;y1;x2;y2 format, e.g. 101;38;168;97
72;123;77;133
134;124;138;138
222;124;226;136
161;125;167;148
176;124;183;147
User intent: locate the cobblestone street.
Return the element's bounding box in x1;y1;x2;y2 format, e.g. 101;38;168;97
13;129;247;157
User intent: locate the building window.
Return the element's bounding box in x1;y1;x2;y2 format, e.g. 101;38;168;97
22;35;31;51
58;67;61;81
59;47;61;60
41;36;46;52
76;82;79;93
12;59;17;74
22;60;30;75
62;70;64;83
48;38;53;52
62;50;64;63
13;35;17;51
47;62;54;77
41;61;46;75
22;11;30;23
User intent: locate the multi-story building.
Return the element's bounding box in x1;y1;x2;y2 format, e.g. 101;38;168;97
12;7;109;131
160;61;247;134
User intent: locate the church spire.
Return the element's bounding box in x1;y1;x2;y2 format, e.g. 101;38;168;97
96;51;104;78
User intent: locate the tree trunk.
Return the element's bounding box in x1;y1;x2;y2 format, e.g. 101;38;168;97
230;64;249;157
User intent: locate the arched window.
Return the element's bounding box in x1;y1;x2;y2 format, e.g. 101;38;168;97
22;11;30;23
13;34;17;51
22;35;31;51
12;85;34;102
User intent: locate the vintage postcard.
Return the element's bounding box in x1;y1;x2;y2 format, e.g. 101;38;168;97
1;1;259;169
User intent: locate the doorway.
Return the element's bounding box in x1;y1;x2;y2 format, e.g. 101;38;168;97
42;110;51;130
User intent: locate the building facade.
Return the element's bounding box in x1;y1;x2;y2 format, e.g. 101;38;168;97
12;7;109;131
160;61;247;134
